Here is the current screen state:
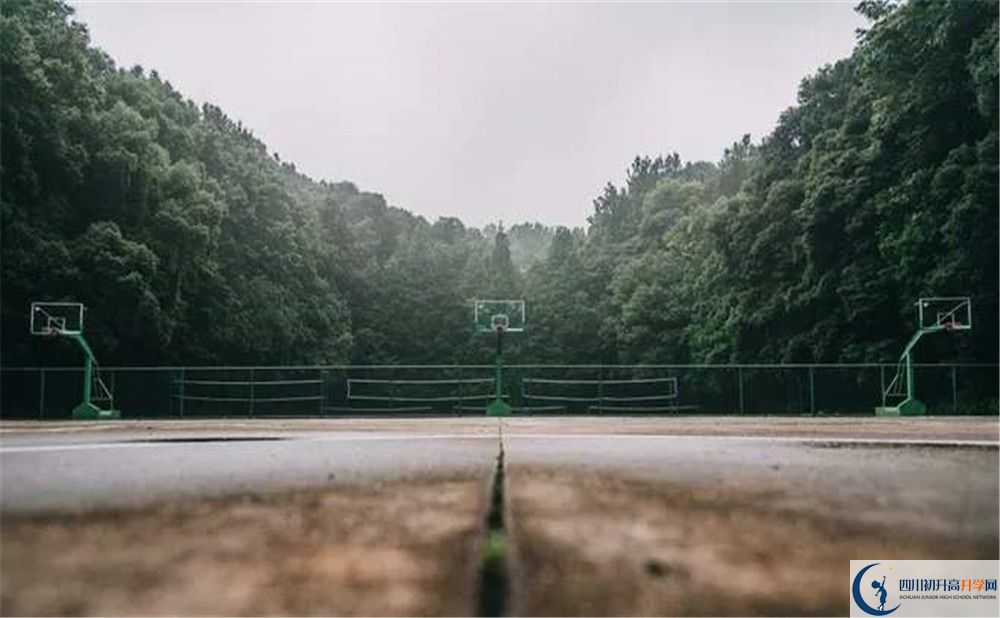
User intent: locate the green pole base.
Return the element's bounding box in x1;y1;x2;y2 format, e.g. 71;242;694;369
72;402;121;420
875;399;926;417
899;398;927;416
486;399;512;417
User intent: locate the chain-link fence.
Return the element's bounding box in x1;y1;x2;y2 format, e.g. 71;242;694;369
0;364;996;419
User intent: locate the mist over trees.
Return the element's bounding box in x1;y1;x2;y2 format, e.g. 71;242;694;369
2;0;996;367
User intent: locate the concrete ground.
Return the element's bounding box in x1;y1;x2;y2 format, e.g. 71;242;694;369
1;416;997;616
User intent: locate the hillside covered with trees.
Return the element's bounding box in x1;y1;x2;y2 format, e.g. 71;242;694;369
2;0;997;367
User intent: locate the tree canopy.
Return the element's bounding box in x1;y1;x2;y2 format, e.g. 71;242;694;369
2;0;996;367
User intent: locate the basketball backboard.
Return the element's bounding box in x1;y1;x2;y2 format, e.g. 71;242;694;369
30;302;84;335
916;297;971;332
474;299;525;333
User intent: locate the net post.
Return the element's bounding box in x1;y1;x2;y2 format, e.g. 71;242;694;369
179;368;186;417
808;366;816;416
249;368;255;418
597;367;605;415
518;374;525;412
669;373;677;414
951;365;958;414
318;368;325;416
737;367;745;415
38;369;46;419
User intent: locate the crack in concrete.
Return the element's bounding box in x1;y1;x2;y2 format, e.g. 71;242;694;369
476;423;509;616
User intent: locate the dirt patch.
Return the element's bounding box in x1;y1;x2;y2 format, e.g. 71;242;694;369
0;478;488;616
506;468;998;616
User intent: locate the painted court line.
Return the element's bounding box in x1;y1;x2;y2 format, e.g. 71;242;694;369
503;433;999;448
2;431;996;454
0;433;497;454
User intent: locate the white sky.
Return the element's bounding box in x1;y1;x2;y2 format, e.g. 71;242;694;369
70;1;865;227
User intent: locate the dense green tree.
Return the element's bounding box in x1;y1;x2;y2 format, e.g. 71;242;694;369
485;225;520;298
1;0;996;373
523;227;602;362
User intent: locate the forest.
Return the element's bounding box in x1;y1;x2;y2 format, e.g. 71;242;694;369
1;0;997;368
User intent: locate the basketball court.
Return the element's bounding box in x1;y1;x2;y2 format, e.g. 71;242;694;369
3;298;996;614
1;416;997;615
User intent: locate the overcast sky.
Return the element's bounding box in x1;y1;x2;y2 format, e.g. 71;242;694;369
70;1;865;228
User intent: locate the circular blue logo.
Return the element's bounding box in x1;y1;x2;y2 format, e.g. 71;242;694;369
852;563;901;616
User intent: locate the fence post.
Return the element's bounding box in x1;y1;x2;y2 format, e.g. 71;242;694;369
38;369;46;419
318;368;325;416
249;368;255;418
951;365;958;414
597;366;605;416
738;367;745;415
458;366;463;414
178;368;186;417
109;370;116;413
809;367;816;416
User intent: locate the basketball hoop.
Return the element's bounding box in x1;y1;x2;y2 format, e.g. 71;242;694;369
474;300;524;333
943;321;956;333
41;326;61;338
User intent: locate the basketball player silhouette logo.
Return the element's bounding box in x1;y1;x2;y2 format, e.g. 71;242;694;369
852;563;900;615
872;576;888;611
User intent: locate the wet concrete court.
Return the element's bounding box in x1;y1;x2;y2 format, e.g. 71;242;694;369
1;416;997;615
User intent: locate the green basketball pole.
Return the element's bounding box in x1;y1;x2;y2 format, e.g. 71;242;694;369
67;332;121;420
474;299;522;417
487;327;512;416
876;297;971;416
876;329;930;416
